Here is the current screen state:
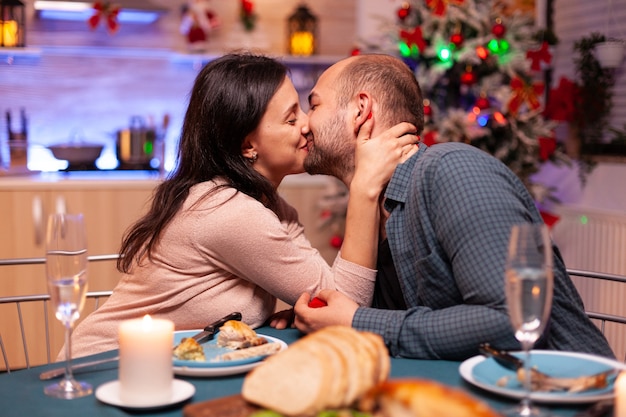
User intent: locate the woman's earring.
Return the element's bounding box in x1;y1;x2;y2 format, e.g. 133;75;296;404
248;152;258;163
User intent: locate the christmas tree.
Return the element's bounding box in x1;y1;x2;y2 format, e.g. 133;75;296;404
319;0;568;247
363;0;567;201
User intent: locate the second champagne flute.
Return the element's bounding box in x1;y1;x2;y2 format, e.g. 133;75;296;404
504;223;554;417
44;213;92;399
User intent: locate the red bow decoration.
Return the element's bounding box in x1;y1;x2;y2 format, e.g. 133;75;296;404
526;41;552;71
425;0;466;17
543;76;580;122
399;26;427;54
508;77;544;116
88;1;121;34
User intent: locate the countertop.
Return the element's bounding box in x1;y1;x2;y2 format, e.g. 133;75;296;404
0;171;333;191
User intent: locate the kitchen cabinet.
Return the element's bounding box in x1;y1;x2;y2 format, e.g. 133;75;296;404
0;174;159;370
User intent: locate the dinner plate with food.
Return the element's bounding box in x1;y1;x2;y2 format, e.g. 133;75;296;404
460;350;626;404
172;318;287;377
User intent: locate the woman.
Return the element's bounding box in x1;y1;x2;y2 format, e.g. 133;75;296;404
68;53;417;358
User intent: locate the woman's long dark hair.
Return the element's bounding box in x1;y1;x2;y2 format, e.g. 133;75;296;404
118;53;288;273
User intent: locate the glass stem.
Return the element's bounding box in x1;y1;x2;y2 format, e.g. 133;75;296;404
63;323;73;381
521;344;533;414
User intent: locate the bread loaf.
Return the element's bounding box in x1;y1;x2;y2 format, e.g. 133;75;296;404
242;326;390;417
359;379;501;417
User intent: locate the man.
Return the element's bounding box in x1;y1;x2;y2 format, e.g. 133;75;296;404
295;54;614;360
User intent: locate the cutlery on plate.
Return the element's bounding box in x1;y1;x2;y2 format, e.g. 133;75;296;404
479;343;618;392
39;356;119;380
479;343;530;373
190;311;242;344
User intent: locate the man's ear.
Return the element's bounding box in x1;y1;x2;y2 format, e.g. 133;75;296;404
353;91;373;134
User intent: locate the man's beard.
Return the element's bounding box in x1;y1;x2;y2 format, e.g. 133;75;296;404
304;113;354;181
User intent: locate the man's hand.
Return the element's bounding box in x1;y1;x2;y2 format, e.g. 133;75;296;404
293;289;359;334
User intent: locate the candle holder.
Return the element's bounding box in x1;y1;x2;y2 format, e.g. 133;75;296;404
0;0;25;48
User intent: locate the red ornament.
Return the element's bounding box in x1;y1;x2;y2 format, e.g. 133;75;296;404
397;3;411;21
460;67;477;85
423;99;433;117
421;130;438;146
350;47;361;56
491;19;506;39
475;95;490;110
450;33;464;48
329;235;343;249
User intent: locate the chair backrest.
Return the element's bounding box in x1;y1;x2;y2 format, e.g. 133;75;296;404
0;254;118;372
567;268;626;361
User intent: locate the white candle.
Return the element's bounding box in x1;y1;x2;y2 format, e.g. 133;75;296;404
616;371;626;417
118;315;174;406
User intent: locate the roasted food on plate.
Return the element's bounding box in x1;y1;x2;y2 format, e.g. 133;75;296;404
212;342;282;362
173;337;206;361
359;379;501;417
218;320;269;349
499;367;615;393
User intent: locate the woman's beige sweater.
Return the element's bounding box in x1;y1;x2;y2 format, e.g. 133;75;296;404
68;180;376;358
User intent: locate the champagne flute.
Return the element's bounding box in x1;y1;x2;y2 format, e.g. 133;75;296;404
44;213;92;399
504;223;554;417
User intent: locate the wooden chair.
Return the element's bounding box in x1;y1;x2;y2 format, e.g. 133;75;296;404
0;254;118;372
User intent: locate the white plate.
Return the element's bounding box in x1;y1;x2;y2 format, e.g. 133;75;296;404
95;379;195;409
172;331;287;377
459;350;625;404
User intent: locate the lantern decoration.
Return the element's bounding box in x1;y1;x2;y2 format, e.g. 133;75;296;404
0;0;25;48
287;3;317;56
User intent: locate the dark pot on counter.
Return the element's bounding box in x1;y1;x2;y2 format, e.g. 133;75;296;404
116;116;157;169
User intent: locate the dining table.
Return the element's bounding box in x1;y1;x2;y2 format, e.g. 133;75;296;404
0;326;609;417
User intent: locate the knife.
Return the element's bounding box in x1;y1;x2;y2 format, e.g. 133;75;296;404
190;312;242;344
479;343;524;371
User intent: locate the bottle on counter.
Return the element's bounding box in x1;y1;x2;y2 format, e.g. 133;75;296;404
5;108;29;169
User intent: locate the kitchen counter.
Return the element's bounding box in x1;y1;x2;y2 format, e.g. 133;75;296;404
0;171;331;189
